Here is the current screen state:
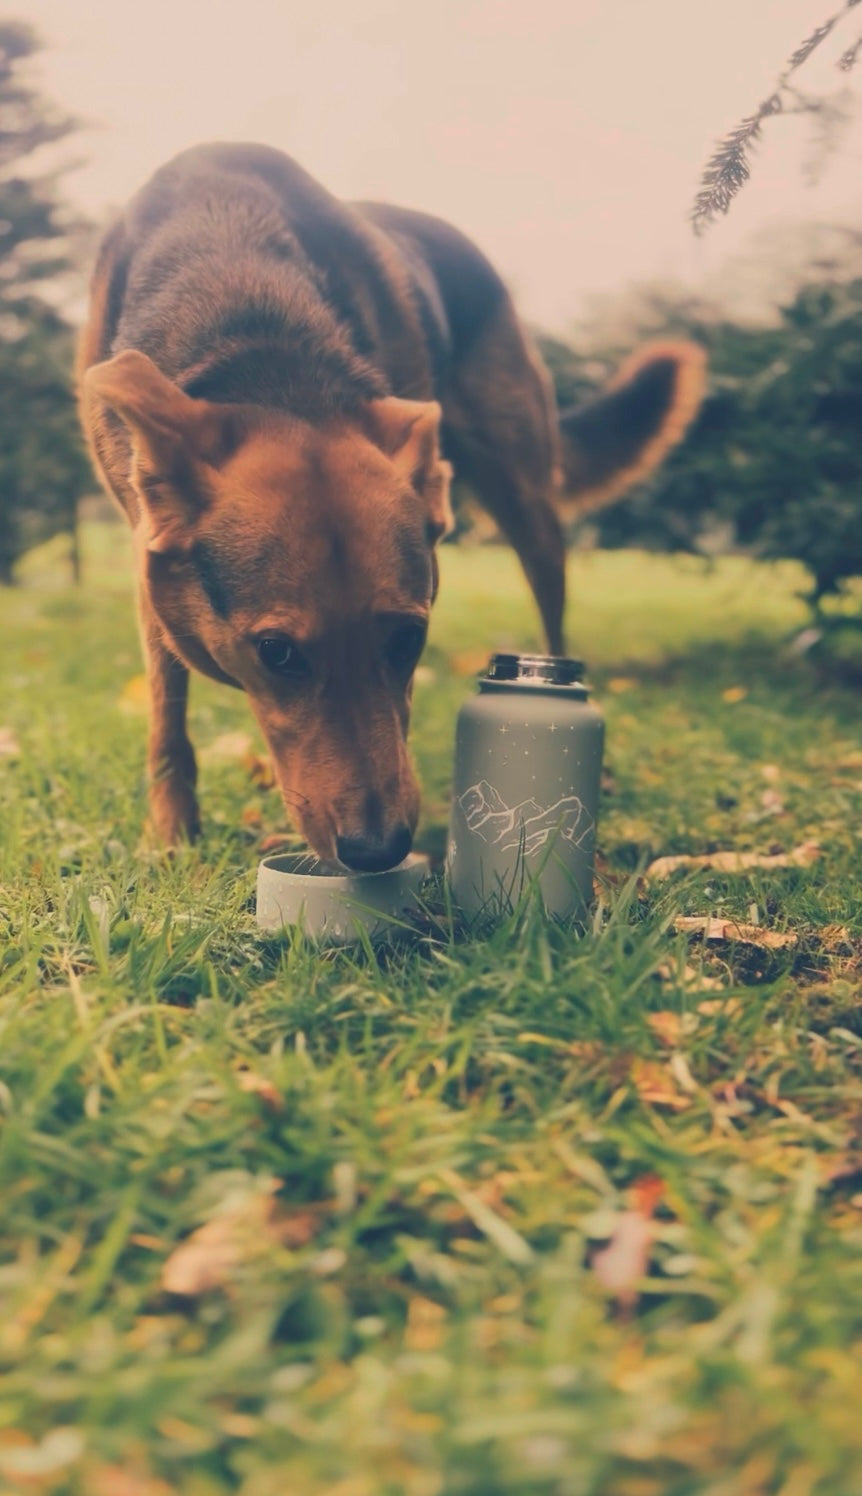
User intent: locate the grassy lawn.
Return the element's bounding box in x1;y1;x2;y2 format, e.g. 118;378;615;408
1;525;861;1495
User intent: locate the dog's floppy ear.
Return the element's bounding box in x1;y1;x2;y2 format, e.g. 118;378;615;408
366;397;454;543
558;341;707;518
85;350;239;551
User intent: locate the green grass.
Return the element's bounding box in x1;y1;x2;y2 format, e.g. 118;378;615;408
1;527;861;1495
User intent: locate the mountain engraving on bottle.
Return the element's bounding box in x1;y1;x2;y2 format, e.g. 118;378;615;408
458;780;594;857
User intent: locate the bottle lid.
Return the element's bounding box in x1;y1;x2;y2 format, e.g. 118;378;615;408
483;653;586;687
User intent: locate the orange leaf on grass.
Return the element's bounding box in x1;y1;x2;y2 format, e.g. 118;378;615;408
259;832;298;854
242;750;276;788
646;1010;699;1048
90;1465;172;1496
451;648;491;677
630;1057;692;1110
118;675;149;714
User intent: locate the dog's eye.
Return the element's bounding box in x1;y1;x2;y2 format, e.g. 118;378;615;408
386;623;426;675
257;636;311;681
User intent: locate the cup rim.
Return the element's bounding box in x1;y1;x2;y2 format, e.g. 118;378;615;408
258;850;429;888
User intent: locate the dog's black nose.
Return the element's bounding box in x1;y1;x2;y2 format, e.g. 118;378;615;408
335;825;413;873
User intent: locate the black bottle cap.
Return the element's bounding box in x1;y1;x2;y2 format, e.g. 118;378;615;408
483;653;586;686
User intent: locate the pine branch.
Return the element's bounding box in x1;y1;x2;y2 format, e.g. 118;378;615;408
837;30;862;68
787;18;840;73
693;0;862;234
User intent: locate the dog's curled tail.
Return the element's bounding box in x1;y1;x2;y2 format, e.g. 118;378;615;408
557;339;707;520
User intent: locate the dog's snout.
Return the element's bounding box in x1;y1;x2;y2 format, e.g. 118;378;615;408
335;824;412;873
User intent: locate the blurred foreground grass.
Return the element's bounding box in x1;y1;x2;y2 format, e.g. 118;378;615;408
0;526;860;1495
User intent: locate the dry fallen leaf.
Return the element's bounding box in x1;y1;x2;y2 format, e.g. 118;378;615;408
834;749;862;772
90;1464;172;1496
404;1296;447;1352
236;1069;283;1111
565;1039;606;1065
118;674;149;714
655;960;725;993
240;804;263;828
697;996;742;1018
646;842;820;880
0;1427;85;1480
162;1196;274;1295
450;648;491;677
722;685;748;703
593;1175;664;1305
630;1057;693;1110
607;676;638;694
161;1180;329;1295
242;750;276;788
199;730;254;765
259;832;299;854
673;916;797;949
817;924;856;955
0;726;20;758
760;788;785;815
646;1010;698;1047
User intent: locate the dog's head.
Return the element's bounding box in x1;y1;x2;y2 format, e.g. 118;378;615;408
86;351;454;870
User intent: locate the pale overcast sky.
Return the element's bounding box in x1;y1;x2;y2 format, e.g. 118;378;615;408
23;0;862;332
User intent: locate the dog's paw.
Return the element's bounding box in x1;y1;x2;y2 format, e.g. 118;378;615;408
145;783;202;850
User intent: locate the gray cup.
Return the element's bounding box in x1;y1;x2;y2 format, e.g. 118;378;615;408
256;852;430;945
446;654;604;921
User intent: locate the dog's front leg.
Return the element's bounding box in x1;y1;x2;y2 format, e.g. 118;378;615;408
138;589;201;845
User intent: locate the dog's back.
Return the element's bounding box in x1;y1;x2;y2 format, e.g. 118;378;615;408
81;144;475;408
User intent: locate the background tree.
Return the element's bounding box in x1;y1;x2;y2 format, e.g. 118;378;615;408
0;20;90;583
537;267;862;615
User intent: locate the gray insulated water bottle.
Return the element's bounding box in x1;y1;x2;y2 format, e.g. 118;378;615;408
446;654;604;921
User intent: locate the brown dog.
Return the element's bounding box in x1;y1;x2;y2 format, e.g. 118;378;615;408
78;142;704;870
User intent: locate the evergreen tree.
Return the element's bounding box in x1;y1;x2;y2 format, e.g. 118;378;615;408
540;276;862;612
0;20;90;583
